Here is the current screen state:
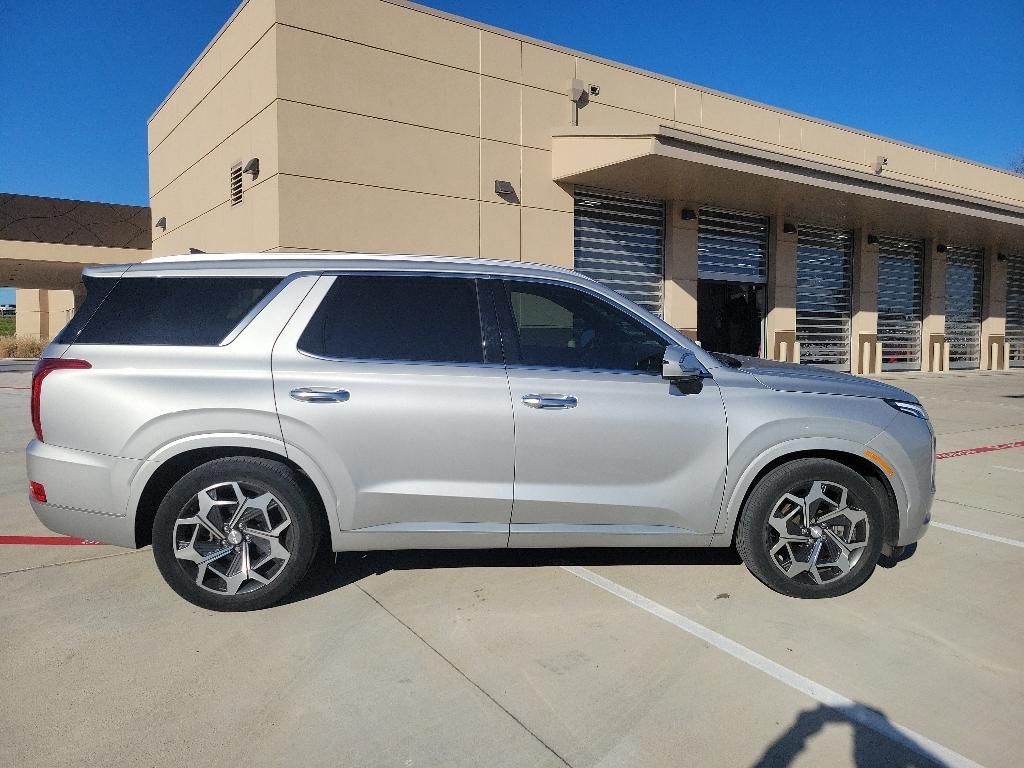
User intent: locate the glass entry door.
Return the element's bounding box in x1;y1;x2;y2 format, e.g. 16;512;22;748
697;281;765;357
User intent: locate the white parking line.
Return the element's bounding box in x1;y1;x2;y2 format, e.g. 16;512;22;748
993;465;1024;473
931;522;1024;548
562;565;983;768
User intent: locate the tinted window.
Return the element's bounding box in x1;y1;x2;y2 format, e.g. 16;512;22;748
65;277;278;346
502;280;666;372
54;275;119;344
299;276;484;364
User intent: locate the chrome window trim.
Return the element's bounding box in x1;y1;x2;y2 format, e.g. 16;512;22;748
295;347;508;371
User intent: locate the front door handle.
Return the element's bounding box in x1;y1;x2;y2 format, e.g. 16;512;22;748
290;387;351;403
522;393;578;409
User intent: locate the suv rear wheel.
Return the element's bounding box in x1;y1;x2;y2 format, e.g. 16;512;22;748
736;458;884;598
152;457;321;611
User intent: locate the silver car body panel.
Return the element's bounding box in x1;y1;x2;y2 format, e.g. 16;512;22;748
27;252;933;552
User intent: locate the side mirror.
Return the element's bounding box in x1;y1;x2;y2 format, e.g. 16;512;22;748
662;345;704;384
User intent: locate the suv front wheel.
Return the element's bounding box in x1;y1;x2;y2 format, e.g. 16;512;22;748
153;457;321;611
736;458;885;598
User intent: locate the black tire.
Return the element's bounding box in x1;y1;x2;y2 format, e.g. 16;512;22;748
153;457;322;611
735;458;884;599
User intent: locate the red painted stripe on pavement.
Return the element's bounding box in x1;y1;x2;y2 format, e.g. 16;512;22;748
936;440;1024;460
0;535;104;546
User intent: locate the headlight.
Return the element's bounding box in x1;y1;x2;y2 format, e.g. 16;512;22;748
885;399;928;420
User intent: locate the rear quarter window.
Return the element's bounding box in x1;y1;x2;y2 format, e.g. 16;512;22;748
61;277;279;346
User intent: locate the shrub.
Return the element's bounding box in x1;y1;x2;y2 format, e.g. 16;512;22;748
0;335;46;358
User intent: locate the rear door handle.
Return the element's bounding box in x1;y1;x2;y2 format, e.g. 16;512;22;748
290;387;350;403
522;393;577;409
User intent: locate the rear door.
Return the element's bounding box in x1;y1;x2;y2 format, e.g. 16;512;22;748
273;273;514;547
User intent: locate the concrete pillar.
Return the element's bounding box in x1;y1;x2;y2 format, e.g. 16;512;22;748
14;288;75;341
664;201;699;340
981;245;1007;370
767;216;797;361
851;230;879;374
921;239;946;372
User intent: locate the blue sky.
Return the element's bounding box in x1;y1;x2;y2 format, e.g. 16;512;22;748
2;0;1022;303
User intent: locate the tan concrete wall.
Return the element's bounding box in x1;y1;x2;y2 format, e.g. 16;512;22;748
663;202;698;337
148;0;280;256
270;2;577;262
981;245;1007;369
14;289;74;341
921;240;946;371
767;217;797;361
851;231;880;374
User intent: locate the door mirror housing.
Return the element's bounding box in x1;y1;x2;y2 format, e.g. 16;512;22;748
662;345;705;384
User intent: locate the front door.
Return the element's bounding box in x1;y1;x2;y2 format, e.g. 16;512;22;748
487;278;728;547
273;273;514;547
697;281;765;356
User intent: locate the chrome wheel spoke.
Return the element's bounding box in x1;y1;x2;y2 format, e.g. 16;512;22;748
765;479;870;586
171;480;293;597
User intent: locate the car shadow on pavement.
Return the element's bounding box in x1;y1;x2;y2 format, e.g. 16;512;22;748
877;542;919;569
281;545;744;607
752;702;948;767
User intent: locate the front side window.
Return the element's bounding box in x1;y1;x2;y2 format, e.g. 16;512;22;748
299;275;484;364
500;280;666;372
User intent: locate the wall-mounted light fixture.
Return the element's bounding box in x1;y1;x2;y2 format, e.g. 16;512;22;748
936;244;948;253
783;222;797;234
155;216;167;231
494;180;515;196
874;155;889;174
242;158;260;180
569;78;587;126
680;208;697;221
867;234;879;245
189;248;206;254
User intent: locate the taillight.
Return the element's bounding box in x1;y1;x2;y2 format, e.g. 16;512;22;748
31;358;91;442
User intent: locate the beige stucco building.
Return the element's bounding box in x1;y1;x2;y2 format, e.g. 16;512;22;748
147;0;1024;372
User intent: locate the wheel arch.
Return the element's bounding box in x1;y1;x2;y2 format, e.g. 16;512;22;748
131;438;337;549
721;446;902;548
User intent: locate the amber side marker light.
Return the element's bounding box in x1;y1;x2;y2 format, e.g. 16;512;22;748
864;450;894;476
29;482;46;503
31;358;91;442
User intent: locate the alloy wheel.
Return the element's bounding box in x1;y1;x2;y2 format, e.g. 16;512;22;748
765;480;870;585
172;481;292;596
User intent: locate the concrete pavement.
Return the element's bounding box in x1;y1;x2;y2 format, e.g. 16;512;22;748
2;369;1022;767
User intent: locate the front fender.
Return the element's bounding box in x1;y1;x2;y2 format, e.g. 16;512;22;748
711;435;909;545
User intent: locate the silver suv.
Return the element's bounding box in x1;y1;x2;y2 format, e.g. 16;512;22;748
27;254;934;610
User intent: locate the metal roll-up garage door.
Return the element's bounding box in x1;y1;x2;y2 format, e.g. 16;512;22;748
795;225;853;370
944;244;984;369
877;236;924;371
573;188;666;316
1007;253;1024;367
697;208;769;282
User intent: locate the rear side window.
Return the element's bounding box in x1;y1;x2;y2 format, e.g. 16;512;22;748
298;275;484;364
55;275;119;344
63;277;278;346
